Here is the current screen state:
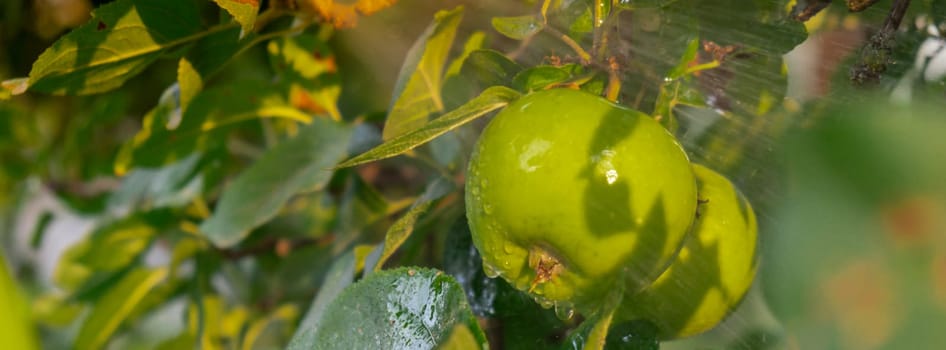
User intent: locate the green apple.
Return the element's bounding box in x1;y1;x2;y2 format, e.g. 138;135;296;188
465;88;698;317
618;164;758;339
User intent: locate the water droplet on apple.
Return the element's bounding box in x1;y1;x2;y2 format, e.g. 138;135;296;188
554;302;575;321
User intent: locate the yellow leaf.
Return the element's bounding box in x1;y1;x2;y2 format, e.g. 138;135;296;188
301;0;398;28
354;0;397;15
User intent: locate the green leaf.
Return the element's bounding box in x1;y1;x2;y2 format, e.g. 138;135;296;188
213;0;259;34
491;15;544;40
288;251;356;348
443;216;498;317
382;6;464;140
154;332;196;350
75;267;168;350
334;174;390;242
615;0;680;9
53;210;171;291
442;32;489;111
492;280;568;349
200;118;353;247
445;31;487;79
25;0;202;95
32;293;84;327
114;81;312;173
268;33;342;120
438;324;482;350
374;178;454;271
242;304;299;350
562;284;626;350
512;65;572;92
0;255;39;350
561;309;616;350
178;26;253;110
459;49;522;88
337;86;520;168
665;37;701;81
189;295;241;349
107;154;203;211
547;0;593;36
603;320;660;350
299;267;487;349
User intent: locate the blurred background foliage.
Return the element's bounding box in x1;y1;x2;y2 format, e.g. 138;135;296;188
1;0;946;349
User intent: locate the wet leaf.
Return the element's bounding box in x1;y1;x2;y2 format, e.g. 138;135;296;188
300;267;487;349
200;118;353;247
603;320;660;350
562;286;625;350
382;7;463;140
443;216;498;317
288;251;356;348
491;15;544;40
25;0;202;95
339;86;518;168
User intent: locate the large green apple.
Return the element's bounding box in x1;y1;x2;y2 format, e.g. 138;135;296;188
465;88;698;317
618;164;758;339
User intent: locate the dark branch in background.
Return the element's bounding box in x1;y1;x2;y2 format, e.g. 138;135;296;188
790;0;831;21
881;0;912;32
215;236;329;260
850;0;912;86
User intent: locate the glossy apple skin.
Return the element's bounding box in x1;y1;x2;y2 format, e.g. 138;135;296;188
618;164;758;339
465;88;698;316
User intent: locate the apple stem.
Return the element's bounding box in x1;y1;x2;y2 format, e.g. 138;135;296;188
606;56;622;102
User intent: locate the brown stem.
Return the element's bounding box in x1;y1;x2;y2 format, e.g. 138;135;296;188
542;26;592;64
883;0;911;33
215;236;329;260
849;0;912;85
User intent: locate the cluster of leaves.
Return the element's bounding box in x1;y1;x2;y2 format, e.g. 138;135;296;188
2;0;944;349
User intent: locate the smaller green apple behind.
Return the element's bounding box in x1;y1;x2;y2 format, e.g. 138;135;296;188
465;88;698;318
618;164;758;339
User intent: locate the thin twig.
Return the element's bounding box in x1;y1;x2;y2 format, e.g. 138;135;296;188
215;236;327;260
543;26;592;64
882;0;911;32
849;0;912;85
